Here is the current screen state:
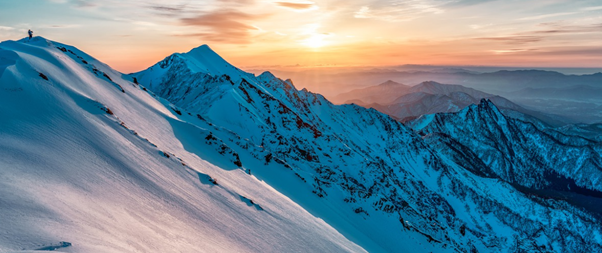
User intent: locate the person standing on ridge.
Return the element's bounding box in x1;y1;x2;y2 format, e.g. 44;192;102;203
28;29;33;40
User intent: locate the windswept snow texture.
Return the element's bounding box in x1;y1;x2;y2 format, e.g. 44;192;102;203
134;45;602;252
0;37;365;253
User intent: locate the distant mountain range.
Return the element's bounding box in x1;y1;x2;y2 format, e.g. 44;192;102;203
509;85;602;101
382;69;602;93
258;67;602;98
335;80;572;127
331;80;411;104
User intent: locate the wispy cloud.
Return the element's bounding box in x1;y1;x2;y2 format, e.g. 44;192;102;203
536;47;602;56
490;48;535;54
444;0;497;7
275;1;318;11
582;6;602;11
43;24;82;29
45;0;98;8
517;12;576;21
354;0;453;22
180;10;264;44
469;23;492;29
475;36;542;45
523;23;602;35
146;4;190;17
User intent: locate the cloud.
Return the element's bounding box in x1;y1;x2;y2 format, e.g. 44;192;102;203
538;47;602;56
354;0;453;22
46;0;98;8
43;24;82;29
0;26;14;31
275;1;318;11
145;3;196;17
180;10;264;44
582;6;602;11
517;12;576;21
444;0;497;7
474;36;543;45
523;23;602;35
490;49;535;54
469;23;492;29
148;5;186;13
499;46;602;57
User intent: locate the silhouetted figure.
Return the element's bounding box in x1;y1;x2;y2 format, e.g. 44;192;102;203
28;29;33;40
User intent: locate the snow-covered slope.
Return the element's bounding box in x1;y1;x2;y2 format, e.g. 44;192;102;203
0;37;365;252
133;45;602;252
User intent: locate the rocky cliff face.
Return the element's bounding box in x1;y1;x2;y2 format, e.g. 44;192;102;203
412;99;602;194
134;48;602;252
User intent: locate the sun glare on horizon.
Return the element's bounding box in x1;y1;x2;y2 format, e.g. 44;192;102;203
303;34;327;48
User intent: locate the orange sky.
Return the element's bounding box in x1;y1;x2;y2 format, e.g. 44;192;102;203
1;0;602;73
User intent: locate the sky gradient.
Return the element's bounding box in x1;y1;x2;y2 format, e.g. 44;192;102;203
1;0;602;73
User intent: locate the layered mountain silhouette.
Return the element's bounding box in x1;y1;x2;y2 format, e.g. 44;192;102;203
336;80;571;127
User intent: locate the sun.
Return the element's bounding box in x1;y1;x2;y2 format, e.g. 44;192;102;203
303;34;326;48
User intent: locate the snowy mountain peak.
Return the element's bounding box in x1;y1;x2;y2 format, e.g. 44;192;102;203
176;44;241;76
256;71;299;92
477;98;495;108
187;44;214;54
476;98;504;116
257;71;277;81
133;44;256;92
181;44;228;72
457;98;505;122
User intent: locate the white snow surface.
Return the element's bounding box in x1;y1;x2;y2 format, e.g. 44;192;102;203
0;37;365;253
